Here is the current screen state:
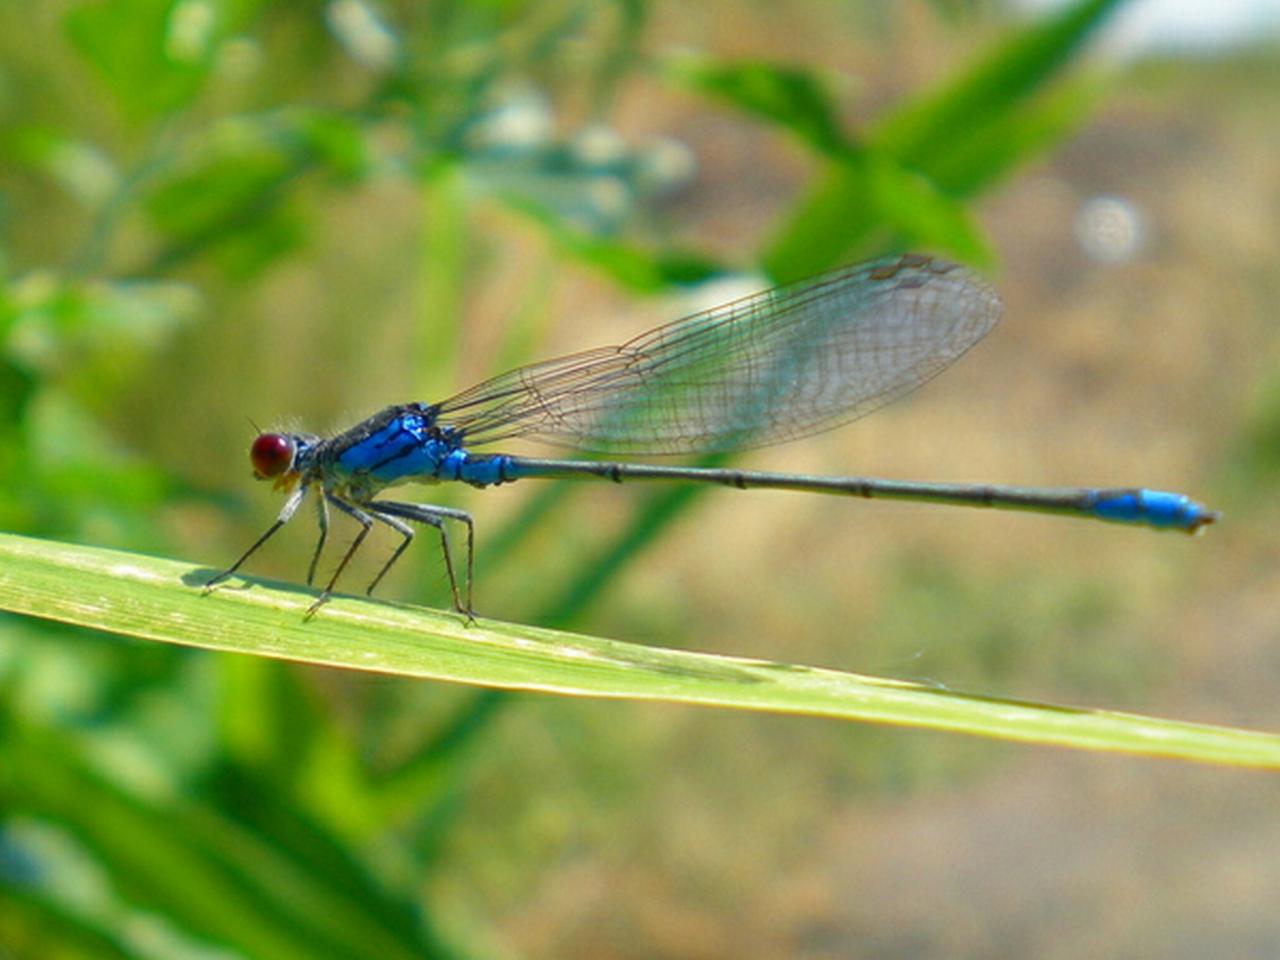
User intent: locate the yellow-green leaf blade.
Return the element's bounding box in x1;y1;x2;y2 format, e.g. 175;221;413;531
0;532;1275;768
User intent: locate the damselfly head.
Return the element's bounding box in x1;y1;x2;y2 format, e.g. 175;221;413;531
250;432;298;489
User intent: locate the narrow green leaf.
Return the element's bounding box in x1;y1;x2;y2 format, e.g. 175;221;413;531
764;0;1125;279
0;533;1276;767
146;149;298;242
875;0;1125;165
63;0;249;120
761;147;992;282
216;655;330;788
0;716;459;960
2;726;358;960
669;56;852;157
924;72;1108;196
0;885;135;960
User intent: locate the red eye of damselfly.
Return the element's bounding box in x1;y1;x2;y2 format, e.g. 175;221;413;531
250;433;295;479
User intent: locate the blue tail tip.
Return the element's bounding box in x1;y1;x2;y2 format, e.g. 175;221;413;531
1094;489;1219;533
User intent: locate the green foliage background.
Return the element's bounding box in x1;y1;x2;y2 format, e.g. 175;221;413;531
1;1;1278;957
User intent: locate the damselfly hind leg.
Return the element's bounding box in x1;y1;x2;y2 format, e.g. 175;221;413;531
367;510;460;612
369;500;476;620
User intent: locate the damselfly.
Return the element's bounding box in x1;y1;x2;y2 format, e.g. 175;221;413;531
205;254;1217;617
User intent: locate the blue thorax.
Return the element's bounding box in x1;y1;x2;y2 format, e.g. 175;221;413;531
311;403;509;495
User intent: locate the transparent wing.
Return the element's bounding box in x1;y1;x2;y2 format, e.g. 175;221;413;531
435;254;1002;455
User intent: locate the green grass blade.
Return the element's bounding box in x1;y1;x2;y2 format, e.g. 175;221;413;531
761;147;994;281
1;532;1276;768
763;0;1126;278
0;886;136;960
0;714;460;960
924;73;1107;196
875;0;1123;165
667;56;853;157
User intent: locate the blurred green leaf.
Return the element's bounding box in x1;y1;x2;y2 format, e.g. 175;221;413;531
2;392;178;543
142;147;307;276
2;129;120;206
764;148;993;282
63;0;257;120
200;765;451;944
925;72;1107;195
876;0;1123;165
0;354;37;436
670;56;852;156
0;879;137;960
297;112;373;183
138;110;380;277
764;0;1125;279
0;533;1276;767
1227;365;1280;498
0;714;462;960
0;273;197;538
216;655;327;786
146;146;298;243
210;202;306;279
5;276;198;387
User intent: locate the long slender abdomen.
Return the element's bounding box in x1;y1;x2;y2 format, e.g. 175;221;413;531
499;456;1218;533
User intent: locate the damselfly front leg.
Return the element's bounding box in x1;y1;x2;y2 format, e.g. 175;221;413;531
204;481;310;592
